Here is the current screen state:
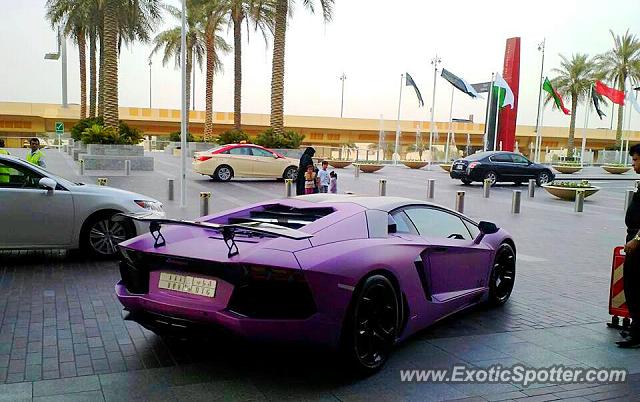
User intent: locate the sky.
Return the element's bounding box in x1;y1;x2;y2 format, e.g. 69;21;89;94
1;0;639;131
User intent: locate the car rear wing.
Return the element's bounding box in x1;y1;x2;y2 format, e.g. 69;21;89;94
115;212;313;258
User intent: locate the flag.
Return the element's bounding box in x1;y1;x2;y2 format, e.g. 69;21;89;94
592;89;606;120
471;81;491;93
542;78;571;115
492;73;514;109
441;68;483;98
625;77;640;114
405;73;424;107
595;80;625;105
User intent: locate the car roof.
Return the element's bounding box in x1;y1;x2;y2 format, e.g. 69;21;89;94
295;194;435;212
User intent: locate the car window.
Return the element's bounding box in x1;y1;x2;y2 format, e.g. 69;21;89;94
512;154;529;164
463;220;481;239
490;153;512;163
251;148;274;158
389;211;417;234
404;207;472;240
0;160;43;189
229;147;252;156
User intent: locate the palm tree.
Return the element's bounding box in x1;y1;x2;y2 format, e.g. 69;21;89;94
595;30;640;146
46;0;92;118
270;0;334;135
548;53;596;156
151;1;206;132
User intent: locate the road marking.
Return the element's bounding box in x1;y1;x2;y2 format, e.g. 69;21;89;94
518;253;547;262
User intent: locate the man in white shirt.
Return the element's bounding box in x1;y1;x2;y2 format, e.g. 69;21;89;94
317;161;330;193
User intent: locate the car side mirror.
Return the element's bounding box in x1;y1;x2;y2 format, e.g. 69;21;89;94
39;177;57;193
474;221;499;244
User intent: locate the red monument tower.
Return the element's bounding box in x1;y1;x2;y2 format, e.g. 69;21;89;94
497;37;521;151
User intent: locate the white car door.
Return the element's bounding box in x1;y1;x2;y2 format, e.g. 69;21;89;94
0;159;74;247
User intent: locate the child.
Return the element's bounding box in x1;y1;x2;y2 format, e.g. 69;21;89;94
317;161;330;193
329;171;338;194
304;164;316;195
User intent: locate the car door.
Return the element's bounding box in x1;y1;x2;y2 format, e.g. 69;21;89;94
250;147;283;178
402;207;493;302
227;146;255;177
511;153;536;179
0;159;74;247
489;153;516;179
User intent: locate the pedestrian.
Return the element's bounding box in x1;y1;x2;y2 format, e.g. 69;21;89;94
317;161;330;193
0;139;10;184
304;165;316;195
26;138;46;168
329;171;338;194
296;147;315;195
619;143;640;348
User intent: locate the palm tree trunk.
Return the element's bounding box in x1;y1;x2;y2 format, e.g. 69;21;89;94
270;0;288;136
616;103;624;147
185;39;193;133
98;22;104;117
103;0;119;130
204;30;215;141
77;28;87;119
233;12;243;131
567;93;577;157
89;30;97;118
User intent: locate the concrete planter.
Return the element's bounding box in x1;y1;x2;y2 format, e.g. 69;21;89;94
552;165;582;174
439;163;452;172
86;144;144;157
358;164;385;173
402;161;428;169
602;166;631;174
80;155;154;171
542;184;600;200
327;160;353;169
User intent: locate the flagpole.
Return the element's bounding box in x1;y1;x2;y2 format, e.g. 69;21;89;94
534;39;546;163
624;90;635;165
394;74;404;164
378;114;384;162
619;97;626;164
446;86;454;161
428;55;441;169
580;83;593;167
483;73;495;152
493;77;500;151
538;101;546;162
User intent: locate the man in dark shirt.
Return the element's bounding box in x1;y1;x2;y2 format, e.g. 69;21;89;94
618;143;640;347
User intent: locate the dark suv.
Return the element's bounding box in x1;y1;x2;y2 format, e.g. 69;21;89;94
450;151;554;186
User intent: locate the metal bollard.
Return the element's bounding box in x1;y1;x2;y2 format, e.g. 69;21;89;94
167;178;174;201
285;179;293;197
125;160;131;176
575;189;585;213
483;179;491;198
200;192;211;216
354;164;360;178
455;191;465;213
511;190;522;214
625;189;635;212
79;159;84;175
528;179;536;198
427;179;435;199
96;178;108;186
378;179;387;196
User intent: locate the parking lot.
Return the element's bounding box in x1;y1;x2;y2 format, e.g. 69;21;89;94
1;149;640;401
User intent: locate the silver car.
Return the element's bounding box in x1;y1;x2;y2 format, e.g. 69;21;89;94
0;154;164;257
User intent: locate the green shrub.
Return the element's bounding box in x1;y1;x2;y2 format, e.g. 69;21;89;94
81;124;118;144
169;131;196;142
604;163;628;167
550;180;593;188
254;129;305;149
217;129;249;145
118;122;144;145
71;117;103;140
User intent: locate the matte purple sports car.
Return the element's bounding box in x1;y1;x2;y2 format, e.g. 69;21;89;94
115;195;516;373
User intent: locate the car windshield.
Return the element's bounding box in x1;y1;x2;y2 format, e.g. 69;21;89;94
23;161;80;187
206;146;226;153
464;151;493;161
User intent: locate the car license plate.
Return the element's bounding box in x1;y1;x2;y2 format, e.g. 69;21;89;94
456;165;464;170
158;272;217;298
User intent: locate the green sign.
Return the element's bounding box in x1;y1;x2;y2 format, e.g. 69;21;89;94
55;121;64;133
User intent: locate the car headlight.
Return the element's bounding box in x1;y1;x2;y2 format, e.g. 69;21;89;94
134;200;164;213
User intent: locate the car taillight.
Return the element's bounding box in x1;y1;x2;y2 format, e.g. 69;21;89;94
468;162;479;169
196;156;212;162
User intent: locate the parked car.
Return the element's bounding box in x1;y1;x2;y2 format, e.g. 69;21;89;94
450;151;554;186
115;195;516;374
0;154;164;257
192;143;299;182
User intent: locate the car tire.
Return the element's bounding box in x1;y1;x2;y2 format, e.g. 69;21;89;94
81;212;135;258
461;179;472;185
214;165;233;182
536;171;551;187
484;171;498;186
282;166;298;181
341;275;399;376
488;243;516;307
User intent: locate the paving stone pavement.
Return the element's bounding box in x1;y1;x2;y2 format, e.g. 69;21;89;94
1;149;640;400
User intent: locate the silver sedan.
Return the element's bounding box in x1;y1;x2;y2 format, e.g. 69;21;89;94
0;154;164;257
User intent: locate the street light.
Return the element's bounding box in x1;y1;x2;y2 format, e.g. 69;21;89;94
44;27;68;108
148;58;152;109
533;39;545;162
428;55;441;169
339;73;347;118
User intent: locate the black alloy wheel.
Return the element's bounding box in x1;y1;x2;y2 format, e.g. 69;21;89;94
488;243;516;306
536;171;551;187
83;213;134;258
342;275;399;375
484;171;498;186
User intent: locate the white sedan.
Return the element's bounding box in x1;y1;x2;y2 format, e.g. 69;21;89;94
0;154;164;257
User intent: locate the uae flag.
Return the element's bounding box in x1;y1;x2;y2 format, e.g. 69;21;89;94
595;80;625;105
542;78;570;115
592;89;606;120
493;73;514;109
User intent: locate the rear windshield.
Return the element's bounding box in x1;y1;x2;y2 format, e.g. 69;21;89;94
227;204;334;229
464;152;492;161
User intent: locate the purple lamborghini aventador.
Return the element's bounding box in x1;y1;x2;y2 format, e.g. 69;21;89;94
115;195;516;373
